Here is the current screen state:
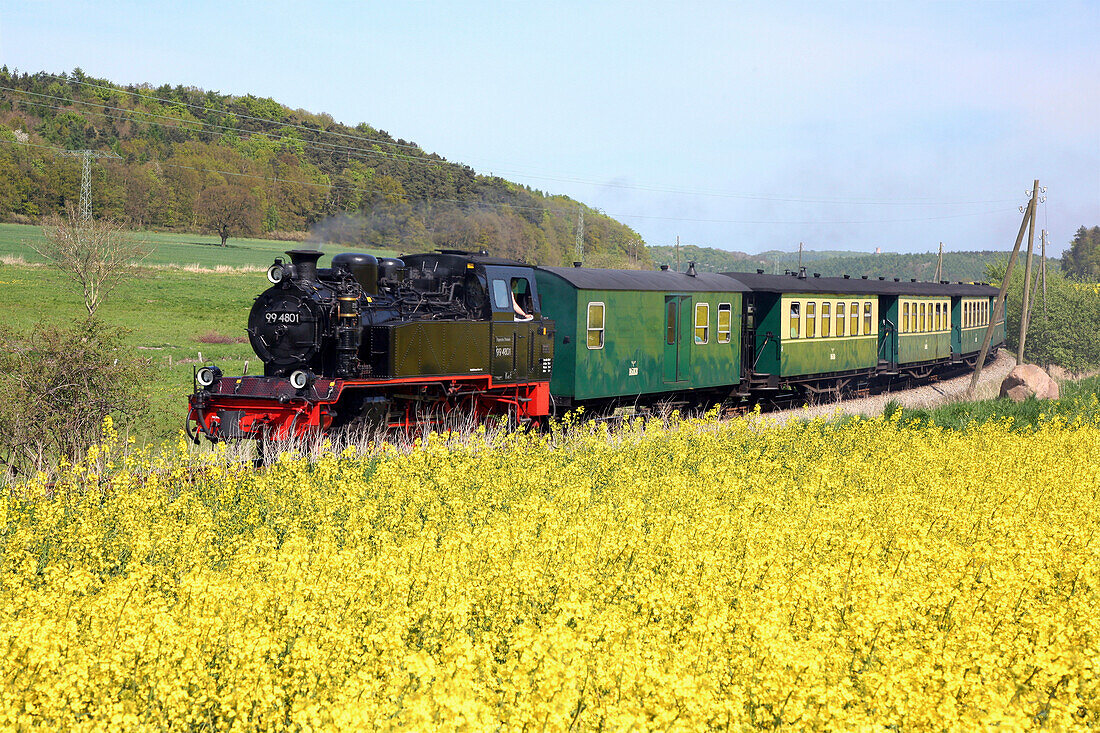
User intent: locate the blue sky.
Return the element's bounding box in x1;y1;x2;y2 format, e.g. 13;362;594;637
2;1;1098;255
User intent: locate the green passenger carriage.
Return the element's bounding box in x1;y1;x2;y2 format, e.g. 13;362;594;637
725;272;882;392
534;266;746;409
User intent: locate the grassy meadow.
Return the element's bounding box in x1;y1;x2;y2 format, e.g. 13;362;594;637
0;223;397;446
0;222;398;270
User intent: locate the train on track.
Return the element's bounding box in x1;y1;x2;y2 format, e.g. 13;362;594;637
187;248;1004;442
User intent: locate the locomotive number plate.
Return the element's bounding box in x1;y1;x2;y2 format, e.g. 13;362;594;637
266;312;301;324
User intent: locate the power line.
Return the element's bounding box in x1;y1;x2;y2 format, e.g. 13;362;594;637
610;206;1021;226
1;89;450;169
19;76;1019;207
41;72;429;152
0;138;1023;226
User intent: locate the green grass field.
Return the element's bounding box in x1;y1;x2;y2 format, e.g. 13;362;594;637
0;222;399;447
0;222;398;269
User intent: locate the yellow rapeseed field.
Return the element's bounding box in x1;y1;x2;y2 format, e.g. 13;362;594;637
1;410;1098;730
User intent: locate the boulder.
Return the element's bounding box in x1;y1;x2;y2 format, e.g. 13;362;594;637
999;364;1060;402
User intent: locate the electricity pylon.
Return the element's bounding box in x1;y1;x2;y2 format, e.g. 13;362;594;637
56;149;121;220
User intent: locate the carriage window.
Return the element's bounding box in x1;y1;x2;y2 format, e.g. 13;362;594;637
920;303;927;332
863;302;872;335
964;302;969;328
806;302;816;338
491;279;510;310
822;302;831;338
694;303;709;344
902;302;909;333
717;303;732;343
850;301;859;335
935;303;941;331
666;301;676;345
586;302;605;349
836;302;846;336
790;302;800;339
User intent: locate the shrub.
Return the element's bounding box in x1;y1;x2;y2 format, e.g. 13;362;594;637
988;260;1100;373
0;319;147;479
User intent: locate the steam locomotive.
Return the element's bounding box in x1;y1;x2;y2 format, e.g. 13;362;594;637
188;248;1004;442
189;249;555;439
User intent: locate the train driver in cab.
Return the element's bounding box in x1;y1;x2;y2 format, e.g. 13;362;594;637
511;278;534;322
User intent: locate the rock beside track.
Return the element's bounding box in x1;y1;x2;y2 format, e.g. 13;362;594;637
1000;364;1060;402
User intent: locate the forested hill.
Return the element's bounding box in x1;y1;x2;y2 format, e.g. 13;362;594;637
648;244;1057;283
0;68;648;268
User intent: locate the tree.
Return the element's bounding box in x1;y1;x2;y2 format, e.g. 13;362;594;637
1062;226;1100;281
37;207;148;316
196;184;260;245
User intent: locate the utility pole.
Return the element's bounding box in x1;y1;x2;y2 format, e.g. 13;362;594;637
934;242;943;282
1023;229;1048;332
574;208;584;264
967;180;1038;398
56;149;121;221
676;235;681;272
1017;185;1045;364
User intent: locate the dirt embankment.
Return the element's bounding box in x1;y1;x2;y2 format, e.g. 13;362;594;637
766;350;1020;425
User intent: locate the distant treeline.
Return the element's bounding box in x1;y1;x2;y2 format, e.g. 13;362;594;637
0;67;648;268
649;244;1060;283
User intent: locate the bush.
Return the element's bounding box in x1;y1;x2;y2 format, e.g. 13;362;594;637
988;259;1100;373
0;319;147;479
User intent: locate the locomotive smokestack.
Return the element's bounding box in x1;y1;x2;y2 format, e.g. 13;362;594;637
287;249;323;282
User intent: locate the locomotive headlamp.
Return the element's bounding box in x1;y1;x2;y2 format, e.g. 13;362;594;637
196;366;221;388
289;370;312;390
267;263;286;284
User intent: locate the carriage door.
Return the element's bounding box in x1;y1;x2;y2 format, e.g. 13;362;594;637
663;295;691;383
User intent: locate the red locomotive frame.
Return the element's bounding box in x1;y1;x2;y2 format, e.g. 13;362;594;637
188;373;551;441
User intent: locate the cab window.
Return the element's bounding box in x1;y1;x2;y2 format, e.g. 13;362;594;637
587;302;605;349
717;303;732;343
694;303;709;344
491;279;510;310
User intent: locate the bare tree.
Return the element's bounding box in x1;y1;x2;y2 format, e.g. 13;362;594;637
37;206;148;316
196;184;261;246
